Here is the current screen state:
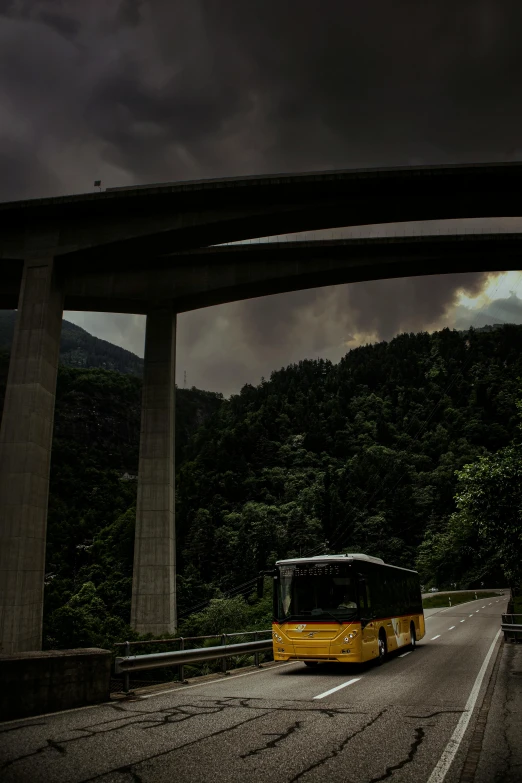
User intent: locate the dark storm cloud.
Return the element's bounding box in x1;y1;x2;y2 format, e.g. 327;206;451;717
1;1;522;393
4;0;522;197
174;270;512;397
327;273;492;343
106;0;522;174
227;272;492;363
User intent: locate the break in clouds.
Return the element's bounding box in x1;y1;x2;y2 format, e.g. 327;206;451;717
1;1;522;394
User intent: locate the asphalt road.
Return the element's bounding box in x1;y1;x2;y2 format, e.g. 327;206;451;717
0;595;508;783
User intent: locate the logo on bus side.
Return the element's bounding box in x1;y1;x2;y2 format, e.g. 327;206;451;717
295;624;307;632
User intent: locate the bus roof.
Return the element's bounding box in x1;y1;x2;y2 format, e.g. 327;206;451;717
275;553;419;574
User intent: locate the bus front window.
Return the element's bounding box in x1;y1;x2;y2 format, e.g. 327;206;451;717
277;564;358;622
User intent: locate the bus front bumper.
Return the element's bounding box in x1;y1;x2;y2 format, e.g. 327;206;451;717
274;647;358;663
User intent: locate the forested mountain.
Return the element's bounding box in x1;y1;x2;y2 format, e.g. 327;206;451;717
176;325;521;600
0;323;520;648
0;311;144;375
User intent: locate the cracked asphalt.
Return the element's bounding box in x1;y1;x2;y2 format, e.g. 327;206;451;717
0;596;508;783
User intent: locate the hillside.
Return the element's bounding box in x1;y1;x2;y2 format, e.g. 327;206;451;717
0;310;144;376
175;324;522;595
1;323;521;649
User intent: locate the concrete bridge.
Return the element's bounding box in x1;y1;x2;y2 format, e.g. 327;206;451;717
1;161;522;654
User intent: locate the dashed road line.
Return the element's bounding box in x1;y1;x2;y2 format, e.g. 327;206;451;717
448;626;455;630
313;678;361;700
460;620;466;623
398;651;413;658
431;635;441;640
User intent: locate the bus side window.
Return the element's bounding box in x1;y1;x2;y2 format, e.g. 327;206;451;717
399;578;407;615
358;577;367;613
408;577;415;614
408;576;419;613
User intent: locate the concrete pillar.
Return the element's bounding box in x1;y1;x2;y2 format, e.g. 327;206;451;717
0;258;63;653
131;310;177;636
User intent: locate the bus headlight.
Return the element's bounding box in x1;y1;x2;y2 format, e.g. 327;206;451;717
273;633;283;643
344;631;358;641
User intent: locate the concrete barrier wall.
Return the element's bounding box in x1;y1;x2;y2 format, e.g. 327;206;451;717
0;648;111;721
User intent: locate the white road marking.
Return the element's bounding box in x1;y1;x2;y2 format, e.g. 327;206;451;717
448;626;455;630
469;614;473;617
427;628;501;783
313;678;361;699
398;651;413;658
460;620;465;623
431;635;441;640
141;661;300;699
476;610;479;613
489;603;492;605
482;606;486;609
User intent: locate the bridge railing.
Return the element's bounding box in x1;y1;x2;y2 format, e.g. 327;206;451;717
501;614;522;643
114;630;273;693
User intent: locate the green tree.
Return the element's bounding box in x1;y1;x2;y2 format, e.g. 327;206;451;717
453;436;522;588
416;512;500;588
45;581;129;649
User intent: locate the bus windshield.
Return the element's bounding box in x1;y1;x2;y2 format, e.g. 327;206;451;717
277;562;358;622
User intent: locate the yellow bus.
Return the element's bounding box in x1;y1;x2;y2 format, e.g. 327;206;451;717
270;553;425;666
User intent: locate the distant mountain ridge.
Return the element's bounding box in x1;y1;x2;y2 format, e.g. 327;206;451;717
458;323;505;334
0;311;143;376
0;310;510;382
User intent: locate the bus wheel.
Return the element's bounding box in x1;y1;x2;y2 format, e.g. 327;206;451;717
410;623;416;650
378;631;387;665
304;661;318;667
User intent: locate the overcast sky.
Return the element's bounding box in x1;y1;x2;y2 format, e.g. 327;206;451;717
1;1;522;396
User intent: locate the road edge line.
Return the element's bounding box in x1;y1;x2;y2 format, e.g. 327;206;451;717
458;637;504;782
426;628;502;783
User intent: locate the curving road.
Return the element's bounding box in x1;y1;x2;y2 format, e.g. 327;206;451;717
421;589;507;600
0;596;508;783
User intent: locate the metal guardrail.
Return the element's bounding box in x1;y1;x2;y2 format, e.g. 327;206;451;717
502;614;522;642
114;631;273;693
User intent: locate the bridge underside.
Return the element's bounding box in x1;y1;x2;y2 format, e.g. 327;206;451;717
1;233;521;313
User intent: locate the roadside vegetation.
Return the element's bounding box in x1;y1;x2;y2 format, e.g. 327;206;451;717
422;591;501;610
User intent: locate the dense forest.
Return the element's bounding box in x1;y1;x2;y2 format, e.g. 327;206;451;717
0;321;521;649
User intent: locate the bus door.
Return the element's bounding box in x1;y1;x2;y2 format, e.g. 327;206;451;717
358;576;377;661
